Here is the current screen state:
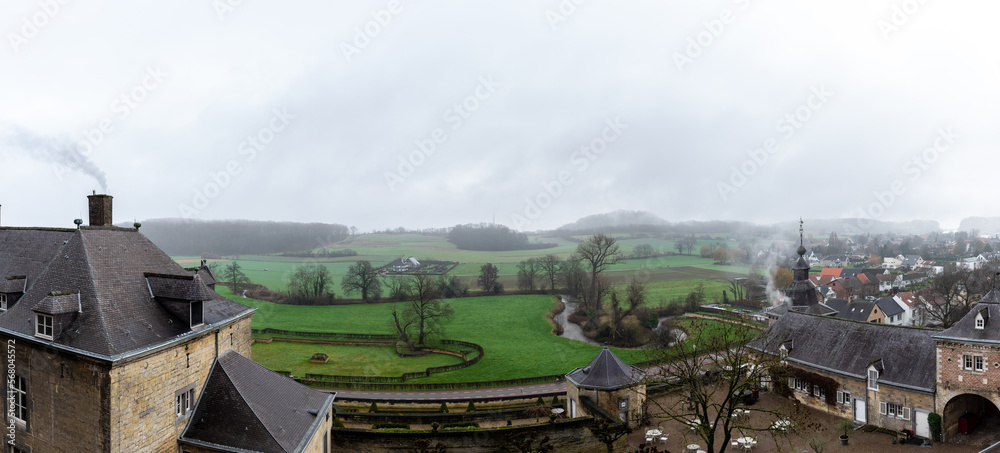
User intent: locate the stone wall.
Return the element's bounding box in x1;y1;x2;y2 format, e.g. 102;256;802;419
783;363;934;434
4;335;112;453
330;418;607;453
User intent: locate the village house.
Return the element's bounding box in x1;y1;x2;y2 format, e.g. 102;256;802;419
883;257;903;270
0;194;334;453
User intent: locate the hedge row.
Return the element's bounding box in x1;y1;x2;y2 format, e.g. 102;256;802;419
298;374;566;392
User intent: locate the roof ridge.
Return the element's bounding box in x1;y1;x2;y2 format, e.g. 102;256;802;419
221;352;292;452
79;230;118;355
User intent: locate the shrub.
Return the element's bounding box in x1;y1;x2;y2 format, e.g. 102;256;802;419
431;422;440;432
368;402;378;413
372;422;409;430
928;413;941;441
636;307;660;330
439;402;449;413
466;401;477;413
441;421;479;430
331;417;344;428
551;396;560;405
536;397;546;406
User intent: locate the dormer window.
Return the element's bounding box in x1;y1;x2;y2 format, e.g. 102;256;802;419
190;300;204;328
35;313;53;340
976;316;985;329
867;368;879;391
0;294;6;312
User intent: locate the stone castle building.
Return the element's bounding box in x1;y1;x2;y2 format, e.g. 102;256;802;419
565;347;646;428
0;194;334;452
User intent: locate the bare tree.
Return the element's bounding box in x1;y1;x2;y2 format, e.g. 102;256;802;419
587;417;632;453
577;234;622;311
516;258;540;292
477;263;503;294
406;275;455;346
643;319;794;453
538;254;562;292
341;260;382;302
287;264;333;302
390;306;416;350
386;276;412;301
221;261;251;292
559;255;588;297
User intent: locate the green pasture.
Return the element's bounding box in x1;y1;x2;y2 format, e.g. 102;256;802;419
222;286;745;383
251;342;463;377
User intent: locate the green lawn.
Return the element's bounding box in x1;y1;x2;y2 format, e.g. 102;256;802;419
251;342;462;377
221;286;742;383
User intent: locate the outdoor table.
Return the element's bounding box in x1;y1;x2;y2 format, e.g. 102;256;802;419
646;429;662;437
687;444;701;453
770;419;792;431
736;437;756;449
551;408;564;415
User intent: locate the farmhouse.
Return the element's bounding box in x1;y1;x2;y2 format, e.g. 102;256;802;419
0;194;334;452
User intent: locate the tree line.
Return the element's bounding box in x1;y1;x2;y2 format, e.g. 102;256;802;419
447;223;556;251
137;218;349;256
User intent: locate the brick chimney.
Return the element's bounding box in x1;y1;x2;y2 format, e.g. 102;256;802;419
87;192;113;227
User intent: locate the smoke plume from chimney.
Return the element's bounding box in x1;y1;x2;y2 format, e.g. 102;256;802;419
0;123;109;192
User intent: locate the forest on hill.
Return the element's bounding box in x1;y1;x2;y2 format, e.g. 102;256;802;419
133;218;350;256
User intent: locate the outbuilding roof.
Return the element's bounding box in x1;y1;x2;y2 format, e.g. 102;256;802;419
180;350;335;453
565;347;645;390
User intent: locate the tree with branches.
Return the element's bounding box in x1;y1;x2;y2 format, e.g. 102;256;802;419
577;234;622;311
405;274;454;346
340;260;382;302
287;264;333;302
221;261;251;293
643;319;796;453
478;263;503;294
538;254;562;292
517;258;540;292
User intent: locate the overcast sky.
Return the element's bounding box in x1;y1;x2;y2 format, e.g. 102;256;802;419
1;1;998;232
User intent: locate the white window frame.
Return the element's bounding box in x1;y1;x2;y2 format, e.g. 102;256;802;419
175;384;196;419
35;313;52;340
9;375;27;425
974;355;984;372
868;369;879;391
879;401;910;420
963;354;985;372
0;294;7;312
840;390;851;405
975;314;985;330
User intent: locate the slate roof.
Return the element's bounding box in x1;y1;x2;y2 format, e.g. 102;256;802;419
751;312;938;392
934;292;1000;344
180;350;335;453
824;298;848;314
0;228;74;293
146;273;216;301
565;347;645;390
32;292;81;315
875;296;904;318
0;227;254;360
836;301;876;322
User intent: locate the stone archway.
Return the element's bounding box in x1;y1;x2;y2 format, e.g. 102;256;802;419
942;393;1000;440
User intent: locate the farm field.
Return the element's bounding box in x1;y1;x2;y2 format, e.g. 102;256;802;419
181;232;750;297
222;287;742;383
